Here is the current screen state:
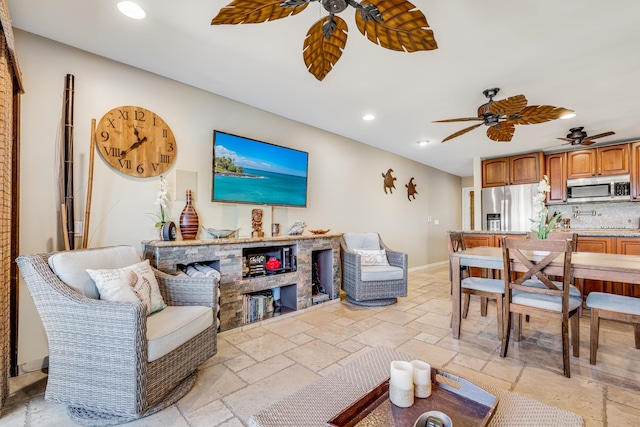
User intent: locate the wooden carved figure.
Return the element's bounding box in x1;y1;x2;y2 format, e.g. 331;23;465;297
382;168;396;194
406;177;418;201
251;209;264;237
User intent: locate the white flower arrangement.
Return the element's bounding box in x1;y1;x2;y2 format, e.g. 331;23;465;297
152;175;169;228
530;175;561;239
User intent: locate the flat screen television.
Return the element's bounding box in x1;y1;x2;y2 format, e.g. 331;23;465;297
212;130;309;207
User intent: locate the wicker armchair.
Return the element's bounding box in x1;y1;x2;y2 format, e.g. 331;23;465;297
16;246;218;425
340;232;408;306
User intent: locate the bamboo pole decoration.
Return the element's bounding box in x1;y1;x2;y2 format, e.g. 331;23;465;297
60;204;70;251
63;74;75;250
82;118;96;249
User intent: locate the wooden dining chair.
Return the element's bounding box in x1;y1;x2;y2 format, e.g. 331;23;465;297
448;232;504;339
501;237;581;378
585;292;640;365
522;233;583;317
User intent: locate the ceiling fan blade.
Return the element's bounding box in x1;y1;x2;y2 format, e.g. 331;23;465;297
510;106;574;125
433;117;482;123
581;140;597;146
303;16;348;81
355;0;438;52
557;137;574;142
486;121;515;142
211;0;308;24
488;95;527;116
441;123;483;142
585;131;615;140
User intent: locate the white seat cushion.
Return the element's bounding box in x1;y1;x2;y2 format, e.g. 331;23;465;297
146;305;213;362
462;277;504;294
361;265;404;282
512;291;582;312
586;292;640;315
48;246;141;299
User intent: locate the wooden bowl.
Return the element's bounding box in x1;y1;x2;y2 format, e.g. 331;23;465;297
309;229;330;235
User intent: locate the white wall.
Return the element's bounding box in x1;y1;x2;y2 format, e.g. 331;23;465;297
14;30;462;370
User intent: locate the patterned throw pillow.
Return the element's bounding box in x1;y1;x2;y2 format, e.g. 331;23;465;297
86;260;167;315
353;249;389;266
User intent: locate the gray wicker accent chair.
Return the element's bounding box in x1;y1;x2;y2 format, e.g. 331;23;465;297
340;232;408;306
16;245;218;425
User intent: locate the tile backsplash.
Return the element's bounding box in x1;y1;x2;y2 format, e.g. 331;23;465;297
549;202;640;229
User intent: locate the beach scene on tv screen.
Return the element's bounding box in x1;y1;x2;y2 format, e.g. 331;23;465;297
213;132;308;207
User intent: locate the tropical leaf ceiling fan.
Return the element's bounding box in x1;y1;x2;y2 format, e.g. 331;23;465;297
434;88;574;143
557;126;615;146
211;0;438;81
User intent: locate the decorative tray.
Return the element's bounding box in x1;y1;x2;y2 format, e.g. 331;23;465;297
327;369;498;427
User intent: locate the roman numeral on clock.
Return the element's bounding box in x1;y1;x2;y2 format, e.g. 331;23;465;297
102;146;121;157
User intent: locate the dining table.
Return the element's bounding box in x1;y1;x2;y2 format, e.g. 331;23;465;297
450;245;640;339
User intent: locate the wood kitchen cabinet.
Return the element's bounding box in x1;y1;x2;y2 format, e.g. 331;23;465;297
510;152;544;185
482;152;543;187
545;152;567;204
482;157;509;187
575;236;614;297
631;141;640;200
463;234;495;277
567;144;629;179
615;238;640;296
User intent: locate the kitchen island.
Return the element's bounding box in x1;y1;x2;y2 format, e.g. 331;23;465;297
452;229;640;297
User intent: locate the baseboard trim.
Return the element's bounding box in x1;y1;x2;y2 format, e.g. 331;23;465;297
18;356;49;375
408;260;448;272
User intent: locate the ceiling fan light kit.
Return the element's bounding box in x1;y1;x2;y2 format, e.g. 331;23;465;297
434;88;574;143
211;0;438;80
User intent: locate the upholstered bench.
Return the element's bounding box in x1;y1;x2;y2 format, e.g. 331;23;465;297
586;292;640;365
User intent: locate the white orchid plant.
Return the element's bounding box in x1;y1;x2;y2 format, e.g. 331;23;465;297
152;175;169;228
530;175;561;239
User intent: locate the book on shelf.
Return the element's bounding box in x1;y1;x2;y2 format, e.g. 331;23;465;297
243;291;273;323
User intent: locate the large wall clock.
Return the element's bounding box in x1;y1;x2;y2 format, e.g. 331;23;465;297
96;105;177;177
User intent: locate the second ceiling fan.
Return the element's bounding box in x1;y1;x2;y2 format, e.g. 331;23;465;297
434;88;574;143
557;127;615;146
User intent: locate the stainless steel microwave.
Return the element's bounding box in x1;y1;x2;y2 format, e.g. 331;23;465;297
566;174;631;203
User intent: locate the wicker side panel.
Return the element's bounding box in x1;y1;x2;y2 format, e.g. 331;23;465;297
0;30;12;408
146;326;216;407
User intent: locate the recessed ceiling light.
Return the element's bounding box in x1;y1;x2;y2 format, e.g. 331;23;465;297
362;114;375;121
560;112;576;120
417;140;429;146
118;1;146;19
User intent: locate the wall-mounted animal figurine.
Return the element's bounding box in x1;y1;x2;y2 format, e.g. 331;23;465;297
406;177;418;201
382;168;397;194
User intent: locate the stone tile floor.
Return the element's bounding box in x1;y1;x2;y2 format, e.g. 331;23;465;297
2;265;640;426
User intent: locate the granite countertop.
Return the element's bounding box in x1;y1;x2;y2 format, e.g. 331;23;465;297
457;229;640;237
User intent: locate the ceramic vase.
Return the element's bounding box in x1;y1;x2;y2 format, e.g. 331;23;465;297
179;190;199;240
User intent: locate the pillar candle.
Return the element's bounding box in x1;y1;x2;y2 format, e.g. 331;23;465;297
389;360;414;407
410;360;432;398
390;361;413;389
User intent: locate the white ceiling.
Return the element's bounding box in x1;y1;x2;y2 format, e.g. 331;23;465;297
7;0;640;177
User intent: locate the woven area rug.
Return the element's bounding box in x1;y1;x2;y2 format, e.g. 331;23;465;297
248;346;584;427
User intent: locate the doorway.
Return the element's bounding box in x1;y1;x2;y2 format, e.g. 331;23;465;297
462;187;474;230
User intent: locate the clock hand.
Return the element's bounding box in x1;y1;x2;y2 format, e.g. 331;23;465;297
120;136;148;158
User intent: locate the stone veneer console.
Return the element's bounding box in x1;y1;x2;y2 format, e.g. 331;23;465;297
142;234;341;331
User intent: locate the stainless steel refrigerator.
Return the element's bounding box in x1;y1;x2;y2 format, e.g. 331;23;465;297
481;183;539;232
